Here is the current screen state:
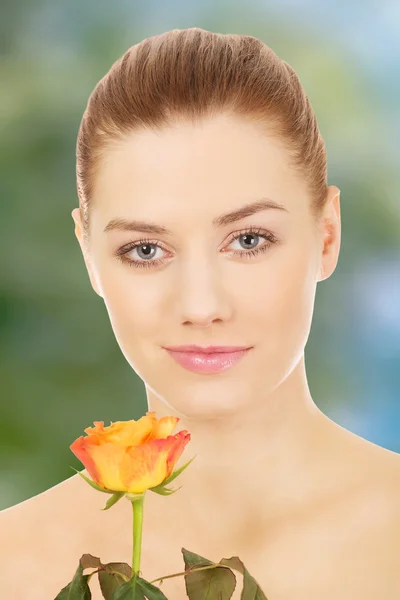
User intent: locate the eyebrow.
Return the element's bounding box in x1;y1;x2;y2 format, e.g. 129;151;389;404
103;198;288;235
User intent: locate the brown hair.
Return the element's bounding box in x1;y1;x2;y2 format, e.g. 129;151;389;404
76;27;328;243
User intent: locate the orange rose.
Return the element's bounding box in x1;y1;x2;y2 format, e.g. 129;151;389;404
70;411;191;495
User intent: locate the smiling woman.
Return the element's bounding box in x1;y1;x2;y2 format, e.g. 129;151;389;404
2;26;400;600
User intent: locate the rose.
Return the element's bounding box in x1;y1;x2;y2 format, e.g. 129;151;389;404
56;412;269;599
69;410;191;495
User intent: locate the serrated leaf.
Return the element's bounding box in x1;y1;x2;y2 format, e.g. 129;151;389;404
102;492;125;510
104;562;133;579
98;562;133;599
80;554;103;570
54;561;92;599
182;548;215;569
137;576;169;599
219;556;269;600
182;548;236;600
110;575;146;600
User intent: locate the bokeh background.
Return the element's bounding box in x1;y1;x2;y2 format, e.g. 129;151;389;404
1;0;399;512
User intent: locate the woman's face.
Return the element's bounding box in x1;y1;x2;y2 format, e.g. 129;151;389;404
72;113;339;419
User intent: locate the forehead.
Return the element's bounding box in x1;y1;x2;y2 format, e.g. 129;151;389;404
92;114;307;224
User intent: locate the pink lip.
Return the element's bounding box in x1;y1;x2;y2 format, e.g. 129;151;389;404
164;345;250;353
164;347;252;374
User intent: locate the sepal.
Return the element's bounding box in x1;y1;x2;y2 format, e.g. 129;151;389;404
148;455;197;496
70;467;120;495
102;492;126;510
148;483;183;496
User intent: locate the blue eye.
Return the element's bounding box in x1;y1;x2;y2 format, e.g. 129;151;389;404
115;226;279;269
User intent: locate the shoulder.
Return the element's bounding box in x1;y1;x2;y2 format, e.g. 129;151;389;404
0;470;105;598
347;439;400;550
323;422;400;538
0;469;96;533
356;450;400;589
346;430;400;510
379;448;400;527
360;438;400;501
326;417;400;495
303;438;400;593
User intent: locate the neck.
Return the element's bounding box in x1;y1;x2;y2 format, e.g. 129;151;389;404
145;356;346;539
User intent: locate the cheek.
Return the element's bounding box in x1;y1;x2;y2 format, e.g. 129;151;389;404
99;270;164;356
278;251;318;349
246;247;317;341
99;258;161;321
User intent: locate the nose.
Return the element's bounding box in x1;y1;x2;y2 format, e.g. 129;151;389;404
177;259;233;328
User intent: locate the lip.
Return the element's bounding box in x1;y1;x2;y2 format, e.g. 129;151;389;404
163;345;251;353
164;347;252;374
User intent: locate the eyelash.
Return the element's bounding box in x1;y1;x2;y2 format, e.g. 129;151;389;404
115;226;279;270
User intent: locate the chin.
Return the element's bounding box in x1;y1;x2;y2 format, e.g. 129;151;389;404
164;386;251;420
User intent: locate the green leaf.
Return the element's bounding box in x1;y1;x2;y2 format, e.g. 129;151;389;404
101;492;125;510
80;554;103;570
70;467;120;495
181;548;270;599
182;548;215;570
54;561;92;599
98;562;133;599
110;575;146;599
137;576;169;599
182;548;236;600
218;556;269;599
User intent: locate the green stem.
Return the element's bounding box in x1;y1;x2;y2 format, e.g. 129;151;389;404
128;493;145;576
87;568;130;584
149;562;224;584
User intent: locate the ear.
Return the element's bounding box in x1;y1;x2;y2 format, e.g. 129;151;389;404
317;186;341;282
71;208;103;297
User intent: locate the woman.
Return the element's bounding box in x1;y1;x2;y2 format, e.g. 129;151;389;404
2;27;400;599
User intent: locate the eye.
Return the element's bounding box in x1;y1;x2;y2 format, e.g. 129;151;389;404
114;226;279;269
115;239;168;269
227;231;268;252
223;226;279;259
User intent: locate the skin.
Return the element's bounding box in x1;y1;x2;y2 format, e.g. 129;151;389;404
70;113;400;536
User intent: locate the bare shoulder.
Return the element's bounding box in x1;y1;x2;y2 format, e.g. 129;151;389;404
343;440;400;593
0;470;109;599
320;420;400;551
375;444;400;525
342;422;400;502
355;433;400;499
341;430;400;546
324;414;400;494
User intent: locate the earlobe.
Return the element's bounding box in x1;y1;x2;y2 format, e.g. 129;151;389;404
71;208;84;244
317;188;341;283
71;207;87;256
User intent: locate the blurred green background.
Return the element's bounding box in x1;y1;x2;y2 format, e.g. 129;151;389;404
1;0;399;511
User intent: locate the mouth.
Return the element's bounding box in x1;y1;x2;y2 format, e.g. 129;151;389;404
163;347;252;374
163;344;251;353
